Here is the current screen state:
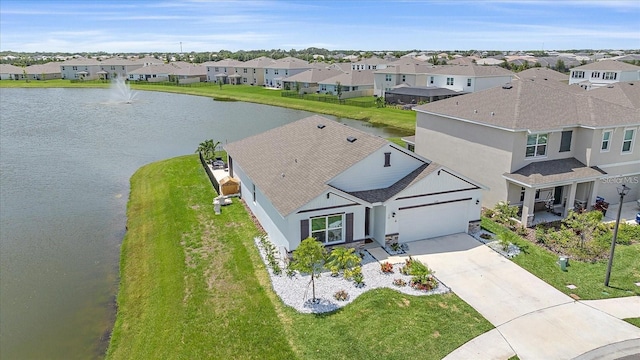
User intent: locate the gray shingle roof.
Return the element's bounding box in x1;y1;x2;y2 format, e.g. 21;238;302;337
504;158;606;186
427;65;514;77
415;78;640;131
224;116;388;216
516;67;569;82
572;60;640;71
586;82;640;109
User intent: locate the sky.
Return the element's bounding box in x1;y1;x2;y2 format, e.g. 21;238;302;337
1;0;639;53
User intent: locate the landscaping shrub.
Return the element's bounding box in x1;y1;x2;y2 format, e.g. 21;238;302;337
380;261;394;273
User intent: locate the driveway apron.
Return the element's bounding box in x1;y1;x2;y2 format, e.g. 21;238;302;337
407;233;640;360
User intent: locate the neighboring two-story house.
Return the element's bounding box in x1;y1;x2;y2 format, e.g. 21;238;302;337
235;56;275;86
413;78;639;227
205;59;242;83
569;60;640;90
60;58;102;80
264;57;311;88
375;63;515;103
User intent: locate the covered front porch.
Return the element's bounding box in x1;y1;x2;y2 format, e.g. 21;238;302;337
503;158;607;227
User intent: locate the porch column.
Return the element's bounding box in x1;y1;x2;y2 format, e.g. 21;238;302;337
521;187;536;227
564;181;578;217
588;179;600;209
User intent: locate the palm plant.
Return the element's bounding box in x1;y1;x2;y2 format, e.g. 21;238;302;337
196;139;220;162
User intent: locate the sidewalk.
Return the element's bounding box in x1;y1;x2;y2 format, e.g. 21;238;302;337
372;234;640;360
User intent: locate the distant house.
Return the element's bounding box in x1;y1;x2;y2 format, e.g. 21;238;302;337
516;67;569;82
233;56;275;86
224;115;484;251
0;64;25;80
568;60;640;89
128;63;177;82
24;62;62;80
205;59;242;83
60;58;101;80
318;70;375;98
413;78;640;227
373;61;436;97
281;67;344;93
97;58;144;80
375;63;514;102
264;57;311;88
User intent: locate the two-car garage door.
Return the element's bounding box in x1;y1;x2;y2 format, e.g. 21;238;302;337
398;199;470;243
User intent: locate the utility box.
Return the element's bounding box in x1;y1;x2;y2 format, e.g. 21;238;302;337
559;257;568;271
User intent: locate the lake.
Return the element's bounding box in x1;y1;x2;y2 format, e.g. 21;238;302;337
0;87;407;359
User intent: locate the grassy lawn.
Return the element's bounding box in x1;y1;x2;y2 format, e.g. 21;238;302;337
107;155;493;359
625;318;640;328
0;80;417;133
481;218;640;300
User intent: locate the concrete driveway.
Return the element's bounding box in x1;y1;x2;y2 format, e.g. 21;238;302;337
406;233;640;360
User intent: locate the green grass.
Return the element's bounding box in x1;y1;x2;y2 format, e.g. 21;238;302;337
0;79;417;133
481;217;640;299
624;318;640;328
107;155;493;359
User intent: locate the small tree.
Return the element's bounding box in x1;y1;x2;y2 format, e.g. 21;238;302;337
335;81;342;99
290;237;326;301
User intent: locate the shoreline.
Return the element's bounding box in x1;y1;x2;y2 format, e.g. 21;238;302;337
0;80;417;134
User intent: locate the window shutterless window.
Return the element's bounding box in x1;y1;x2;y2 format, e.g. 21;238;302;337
446;77;454;85
603;72;617;80
467;78;472;87
311;214;343;244
622;129;635;153
560;130;572;152
526;133;548;157
385;74;392;81
601;130;612;151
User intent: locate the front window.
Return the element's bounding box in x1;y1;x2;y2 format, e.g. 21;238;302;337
446;77;454;86
526;133;548;157
430;76;434;84
311;214;343;244
601;130;612;152
385;74;392;82
274;69;279;75
401;75;406;82
622;129;635;153
572;71;584;79
603;72;617;80
591;71;600;78
467;78;472;87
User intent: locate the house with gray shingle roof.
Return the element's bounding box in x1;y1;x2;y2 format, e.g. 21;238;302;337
281;67;344;93
0;64;26;80
264;57;311;88
224;115;484;251
317;70;375;98
569;60;640;89
414;78;640;227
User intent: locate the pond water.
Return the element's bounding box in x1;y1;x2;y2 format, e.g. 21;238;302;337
0;88;407;359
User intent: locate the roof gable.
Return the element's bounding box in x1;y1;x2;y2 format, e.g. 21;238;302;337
224;116;387;216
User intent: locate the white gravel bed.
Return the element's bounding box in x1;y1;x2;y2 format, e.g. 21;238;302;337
486;241;521;258
254;237;450;314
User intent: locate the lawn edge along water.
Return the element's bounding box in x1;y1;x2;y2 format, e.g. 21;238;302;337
0;80;416;133
107;155;494;359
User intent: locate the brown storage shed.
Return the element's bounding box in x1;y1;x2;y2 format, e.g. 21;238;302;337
219;176;240;195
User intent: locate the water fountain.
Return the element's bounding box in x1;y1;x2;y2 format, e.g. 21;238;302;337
110;77;137;104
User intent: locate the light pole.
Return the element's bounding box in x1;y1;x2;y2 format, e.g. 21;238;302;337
604;184;631;287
